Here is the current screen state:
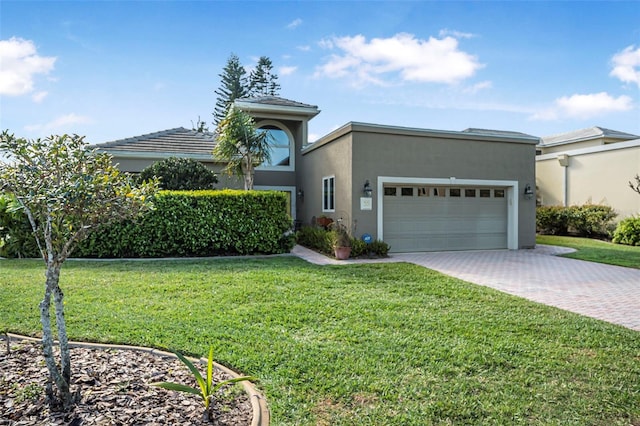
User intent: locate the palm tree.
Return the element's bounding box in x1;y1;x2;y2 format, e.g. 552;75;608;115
213;106;271;190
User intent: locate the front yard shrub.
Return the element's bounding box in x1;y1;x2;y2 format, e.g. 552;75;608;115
537;204;617;238
350;239;368;257
568;204;617;237
368;240;391;257
76;190;293;257
536;205;570;235
296;226;332;254
296;226;390;258
612;216;640;246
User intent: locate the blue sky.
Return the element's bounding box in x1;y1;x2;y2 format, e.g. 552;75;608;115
1;1;639;144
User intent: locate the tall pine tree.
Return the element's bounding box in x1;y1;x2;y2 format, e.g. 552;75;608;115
213;54;248;126
213;54;281;127
248;56;281;97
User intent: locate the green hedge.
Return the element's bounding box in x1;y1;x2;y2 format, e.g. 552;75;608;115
612;216;640;246
0;193;40;258
296;226;390;258
75;190;294;258
536;204;617;238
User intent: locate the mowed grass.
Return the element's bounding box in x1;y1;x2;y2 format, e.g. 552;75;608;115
1;257;639;425
537;235;640;269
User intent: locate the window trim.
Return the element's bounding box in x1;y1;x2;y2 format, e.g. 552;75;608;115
255;120;295;172
254;185;297;220
322;175;335;212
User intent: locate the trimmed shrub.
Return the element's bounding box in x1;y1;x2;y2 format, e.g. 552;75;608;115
569;204;617;238
536;205;570;235
537;204;617;238
138;157;218;190
612;216;640;246
76;190;293;258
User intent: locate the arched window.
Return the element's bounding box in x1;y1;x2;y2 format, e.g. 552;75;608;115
257;121;294;170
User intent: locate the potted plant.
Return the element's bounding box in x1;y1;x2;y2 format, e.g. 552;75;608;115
330;221;352;260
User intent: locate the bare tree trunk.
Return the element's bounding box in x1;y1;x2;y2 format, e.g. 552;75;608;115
40;262;73;410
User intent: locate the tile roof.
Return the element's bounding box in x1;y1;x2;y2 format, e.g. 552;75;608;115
540;126;639;146
235;96;318;109
92;127;216;156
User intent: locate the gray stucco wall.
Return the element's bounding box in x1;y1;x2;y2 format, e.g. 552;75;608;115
302;124;537;249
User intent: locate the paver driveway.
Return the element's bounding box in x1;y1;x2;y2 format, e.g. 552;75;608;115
292;245;640;332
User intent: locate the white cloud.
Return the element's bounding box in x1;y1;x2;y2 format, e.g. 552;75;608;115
297;45;311;52
530;92;634;121
279;66;298;76
32;91;48;103
25;113;92;134
438;29;475;39
0;37;56;96
315;33;483;86
463;80;492;94
287;18;302;30
610;45;640;87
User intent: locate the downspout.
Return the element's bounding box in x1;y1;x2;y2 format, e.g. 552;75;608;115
557;154;569;206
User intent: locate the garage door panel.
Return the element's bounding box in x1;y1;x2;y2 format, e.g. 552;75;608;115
383;186;507;252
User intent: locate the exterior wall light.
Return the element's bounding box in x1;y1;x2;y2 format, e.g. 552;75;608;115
297;189;304;200
363;180;373;197
524;184;534;199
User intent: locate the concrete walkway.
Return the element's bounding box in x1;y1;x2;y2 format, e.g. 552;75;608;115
291;245;640;332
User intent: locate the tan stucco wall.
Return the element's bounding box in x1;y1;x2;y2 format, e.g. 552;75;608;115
536;157;565;206
536;142;640;218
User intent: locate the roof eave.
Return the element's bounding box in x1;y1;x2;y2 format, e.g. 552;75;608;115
235;100;320;119
96;149;217;161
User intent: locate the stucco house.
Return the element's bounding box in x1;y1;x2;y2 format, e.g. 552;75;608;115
536;127;640;219
94;97;539;253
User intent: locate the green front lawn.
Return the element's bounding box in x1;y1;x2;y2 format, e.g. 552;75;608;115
1;257;639;425
537;235;640;269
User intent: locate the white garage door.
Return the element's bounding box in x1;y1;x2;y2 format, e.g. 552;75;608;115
383;185;508;252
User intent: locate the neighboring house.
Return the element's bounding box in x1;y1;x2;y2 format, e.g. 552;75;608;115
94;96;539;252
536;127;640;219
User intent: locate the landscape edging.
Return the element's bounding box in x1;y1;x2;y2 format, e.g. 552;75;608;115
4;333;269;426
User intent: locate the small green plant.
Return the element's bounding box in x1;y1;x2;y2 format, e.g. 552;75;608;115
151;346;255;422
13;382;43;403
329;221;351;249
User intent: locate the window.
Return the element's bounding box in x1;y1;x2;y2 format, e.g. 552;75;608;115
479;189;491;198
417;187;430;196
450;188;461;197
384;187;397;196
401;187;414;196
433;187;446;197
465;189;476;198
322;176;335;212
494;189;505;198
257;122;293;170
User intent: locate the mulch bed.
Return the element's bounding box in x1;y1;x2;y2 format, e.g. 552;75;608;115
0;339;253;425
